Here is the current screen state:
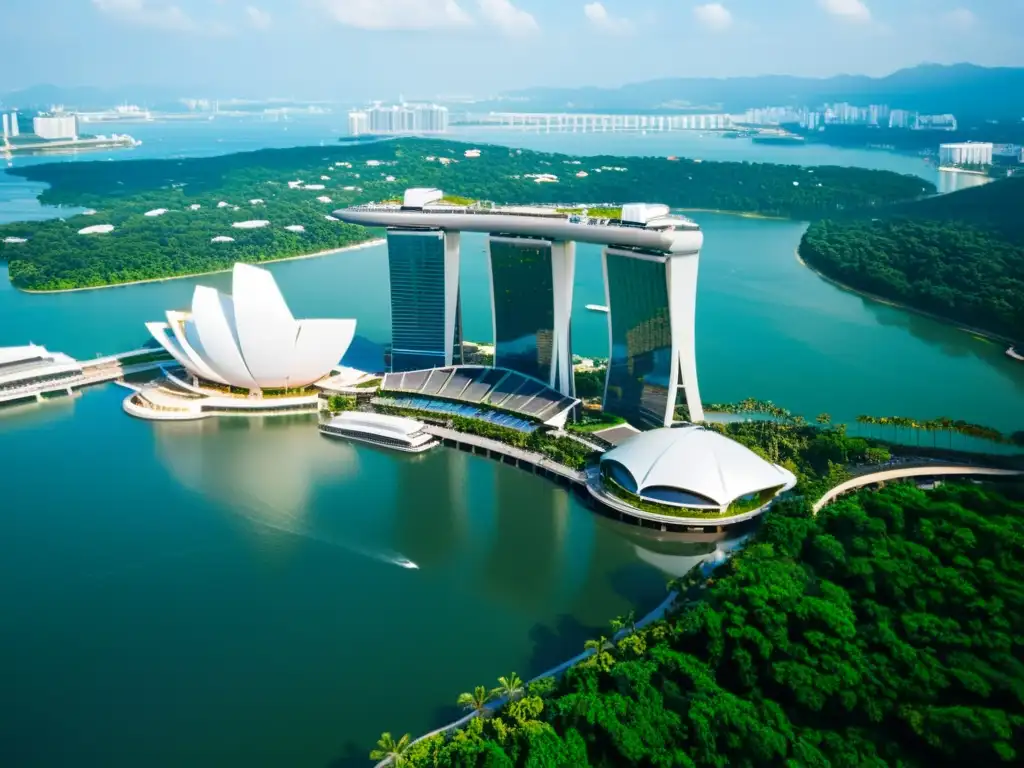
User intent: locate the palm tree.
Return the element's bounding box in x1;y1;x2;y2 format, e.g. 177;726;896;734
456;685;490;714
816;413;832;427
584;636;615;671
369;732;411;767
490;673;525;703
610;609;637;637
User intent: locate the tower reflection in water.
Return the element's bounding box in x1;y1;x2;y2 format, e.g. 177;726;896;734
153;415;364;555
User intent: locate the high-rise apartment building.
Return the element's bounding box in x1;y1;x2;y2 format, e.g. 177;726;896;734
350;103;449;136
33;115;79;140
939;142;994;167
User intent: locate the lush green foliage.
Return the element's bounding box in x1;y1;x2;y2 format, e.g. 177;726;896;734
0;138;932;290
326;395;356;413
387;483;1024;766
799;177;1024;341
573;367;607;400
446;415;595;470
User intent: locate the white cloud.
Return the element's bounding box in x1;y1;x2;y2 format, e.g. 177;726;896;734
818;0;871;24
583;3;633;35
477;0;539;37
245;6;272;30
940;8;975;29
316;0;473;31
692;3;732;32
91;0;208;33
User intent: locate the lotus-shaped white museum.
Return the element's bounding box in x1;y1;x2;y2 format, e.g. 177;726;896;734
124;263;367;421
146;262;355;391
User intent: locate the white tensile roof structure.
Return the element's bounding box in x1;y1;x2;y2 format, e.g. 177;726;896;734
601;426;797;510
146;263;356;390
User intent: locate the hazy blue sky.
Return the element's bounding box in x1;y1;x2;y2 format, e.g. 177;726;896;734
2;1;1022;100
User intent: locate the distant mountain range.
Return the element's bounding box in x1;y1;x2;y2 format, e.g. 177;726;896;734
497;64;1024;121
0;84;187;112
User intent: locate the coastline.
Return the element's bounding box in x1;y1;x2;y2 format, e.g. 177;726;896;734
794;248;1016;346
677;207;789;221
15;238;386;295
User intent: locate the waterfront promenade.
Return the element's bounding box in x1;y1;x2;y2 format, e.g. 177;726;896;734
424;425;586;486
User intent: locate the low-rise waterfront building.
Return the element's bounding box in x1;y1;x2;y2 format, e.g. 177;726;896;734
590;426;797;524
0;344;82;394
320;411;439;453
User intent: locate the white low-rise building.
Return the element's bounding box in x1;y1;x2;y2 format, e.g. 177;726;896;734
320;411;439;453
0;344;82;396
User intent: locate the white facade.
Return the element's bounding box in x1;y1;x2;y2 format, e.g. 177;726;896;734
33;115;79;140
9;111;19;137
601;426;797;511
1;113;8;139
939;142;994;166
353;103;449;135
146;263;356;391
347;110;369;136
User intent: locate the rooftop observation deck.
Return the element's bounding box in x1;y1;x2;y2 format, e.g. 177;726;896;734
334;190;703;255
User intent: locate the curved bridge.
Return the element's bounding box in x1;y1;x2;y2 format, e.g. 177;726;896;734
813;464;1023;515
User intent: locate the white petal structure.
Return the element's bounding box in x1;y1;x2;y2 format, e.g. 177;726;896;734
146;263;356;391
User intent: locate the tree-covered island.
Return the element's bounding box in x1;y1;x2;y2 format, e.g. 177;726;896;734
799;176;1024;343
0;138;933;291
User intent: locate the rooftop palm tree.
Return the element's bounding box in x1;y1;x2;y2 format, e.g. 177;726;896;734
369;732;411;767
456;685;490;714
490;673;524;704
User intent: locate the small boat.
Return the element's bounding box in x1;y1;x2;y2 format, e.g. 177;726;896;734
586;304;609;313
395;558;419;570
1007;346;1024;362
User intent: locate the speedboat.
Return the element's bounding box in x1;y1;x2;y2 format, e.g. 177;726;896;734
395;558;419;570
585;304;609;313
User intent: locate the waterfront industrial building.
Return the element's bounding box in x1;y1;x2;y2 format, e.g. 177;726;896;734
336;189;704;428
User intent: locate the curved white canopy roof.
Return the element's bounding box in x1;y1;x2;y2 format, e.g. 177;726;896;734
147;263;356;390
601;427;796;507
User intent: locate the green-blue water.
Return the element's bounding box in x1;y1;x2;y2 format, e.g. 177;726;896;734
0;119;1021;767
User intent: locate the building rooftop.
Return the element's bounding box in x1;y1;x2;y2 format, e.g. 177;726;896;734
334;189;702;255
0;344;82;388
601;426;797;508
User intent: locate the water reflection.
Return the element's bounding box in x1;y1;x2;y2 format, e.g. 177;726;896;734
937;170;993;196
482;466;569;613
153;415;365;554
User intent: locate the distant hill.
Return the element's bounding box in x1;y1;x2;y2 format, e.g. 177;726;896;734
499;64;1024;120
0;84;187;112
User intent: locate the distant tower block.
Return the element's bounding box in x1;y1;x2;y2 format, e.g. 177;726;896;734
487;235;575;395
386;228;463;372
1;113;8;139
10;111;18;137
602;246;703;428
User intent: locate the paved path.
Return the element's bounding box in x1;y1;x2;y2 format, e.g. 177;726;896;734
424;425;586;484
813;464;1023;515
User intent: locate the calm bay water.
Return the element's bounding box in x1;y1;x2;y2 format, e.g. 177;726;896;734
0;119;1021;767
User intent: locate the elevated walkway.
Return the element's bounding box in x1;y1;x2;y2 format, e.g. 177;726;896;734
813;463;1024;514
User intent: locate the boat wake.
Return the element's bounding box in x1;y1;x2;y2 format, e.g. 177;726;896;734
235;500;419;571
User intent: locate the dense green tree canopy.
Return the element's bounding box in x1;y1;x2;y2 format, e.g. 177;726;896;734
799;177;1024;342
391;483;1024;767
0;138;932;291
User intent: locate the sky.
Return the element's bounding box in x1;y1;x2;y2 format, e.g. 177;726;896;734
1;0;1022;101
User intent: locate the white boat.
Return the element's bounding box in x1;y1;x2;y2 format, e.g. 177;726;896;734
586;304;609;313
395;558;420;570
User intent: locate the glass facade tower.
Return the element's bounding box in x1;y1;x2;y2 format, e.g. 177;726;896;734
487;236;575;394
602;247;702;428
489;238;555;383
386;229;463;372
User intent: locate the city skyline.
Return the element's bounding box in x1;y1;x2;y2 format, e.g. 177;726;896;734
0;1;1021;100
